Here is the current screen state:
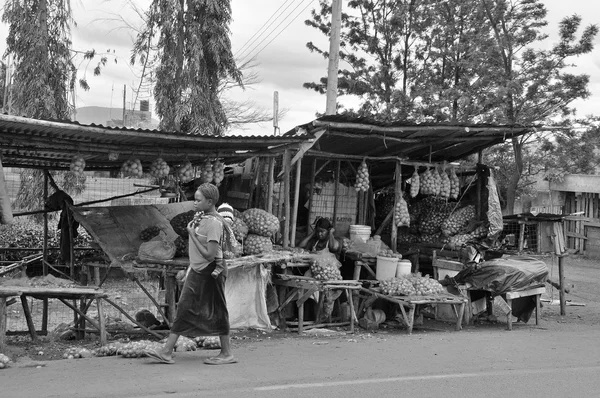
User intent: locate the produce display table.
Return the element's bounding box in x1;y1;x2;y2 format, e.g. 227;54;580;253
0;285;108;352
91;251;300;327
272;274;360;333
357;287;467;334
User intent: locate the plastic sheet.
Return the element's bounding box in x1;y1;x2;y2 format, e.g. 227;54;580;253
487;170;503;238
452;255;548;295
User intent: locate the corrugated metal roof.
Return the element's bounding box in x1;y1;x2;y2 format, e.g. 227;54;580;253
0;114;307;170
285;115;534;163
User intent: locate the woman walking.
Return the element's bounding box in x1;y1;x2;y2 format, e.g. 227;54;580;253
146;183;237;365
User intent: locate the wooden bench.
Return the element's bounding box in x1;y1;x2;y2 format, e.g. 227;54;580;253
273;275;360;333
458;284;546;330
0;286;108;352
356;287;467;334
505;285;545;330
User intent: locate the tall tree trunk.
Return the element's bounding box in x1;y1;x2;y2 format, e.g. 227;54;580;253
173;0;185;131
505;137;523;215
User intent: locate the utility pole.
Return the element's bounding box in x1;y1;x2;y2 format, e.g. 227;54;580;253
273;91;279;135
325;0;342;115
122;85;127;126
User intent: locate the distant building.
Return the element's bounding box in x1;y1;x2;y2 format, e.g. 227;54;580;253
75;100;159;129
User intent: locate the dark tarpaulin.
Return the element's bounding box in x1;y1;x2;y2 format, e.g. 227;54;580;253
453;256;549;296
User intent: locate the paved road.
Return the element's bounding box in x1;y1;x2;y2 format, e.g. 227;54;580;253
2;324;599;398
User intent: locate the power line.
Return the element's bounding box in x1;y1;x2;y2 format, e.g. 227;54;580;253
239;0;315;64
234;0;297;59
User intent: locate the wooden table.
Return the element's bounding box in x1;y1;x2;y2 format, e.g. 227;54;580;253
357;287;467;334
0;285;108;352
458;283;546;330
273;275;360;333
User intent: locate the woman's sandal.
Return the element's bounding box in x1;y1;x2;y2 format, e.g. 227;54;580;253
203;356;238;365
145;349;175;364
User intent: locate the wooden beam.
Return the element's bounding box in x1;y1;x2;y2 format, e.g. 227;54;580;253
392;161;401;252
291;156;303;247
333;160;341;229
307;158;316;230
311;120;531;135
326;130;421;143
283;150;291;249
267;157;275;214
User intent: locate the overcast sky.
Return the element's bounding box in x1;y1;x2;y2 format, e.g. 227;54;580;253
1;0;599;135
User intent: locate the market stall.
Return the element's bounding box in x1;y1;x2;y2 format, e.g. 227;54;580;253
271;116;536;331
0;113;309;338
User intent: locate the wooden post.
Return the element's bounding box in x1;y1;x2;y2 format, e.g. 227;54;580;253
558;255;566;316
357;190;364;225
518;222;525;253
267;158;275;214
67;205;75;279
96;298;107;346
43;172;49;276
332;160;341;229
476;151;483;221
290;156;303;247
255;157;265;209
307;158;317;230
391;161;401;252
0;297;6;352
248;157;259;208
283;150;292;248
42;171;49;332
20;296;38;341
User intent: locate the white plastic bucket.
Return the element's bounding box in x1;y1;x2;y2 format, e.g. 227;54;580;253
350;225;372;242
395;260;412;277
376;256;399;280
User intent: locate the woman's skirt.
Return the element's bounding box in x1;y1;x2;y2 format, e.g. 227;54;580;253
171;262;230;336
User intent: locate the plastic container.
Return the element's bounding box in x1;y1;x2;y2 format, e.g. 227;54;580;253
350;225;372;242
376;256;399;280
395;259;412;277
366;235;382;254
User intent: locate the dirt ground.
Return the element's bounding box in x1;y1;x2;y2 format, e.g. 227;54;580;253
2;253;599;365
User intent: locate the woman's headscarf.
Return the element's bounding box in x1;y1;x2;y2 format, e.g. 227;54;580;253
314;216;333;230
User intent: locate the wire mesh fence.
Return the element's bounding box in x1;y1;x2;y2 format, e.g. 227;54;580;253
4;167;165;212
502;220;539;253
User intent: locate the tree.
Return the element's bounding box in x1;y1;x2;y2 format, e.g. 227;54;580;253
132;0;242;135
3;0;75;119
481;0;598;214
2;0;95;212
304;0;493;122
304;0;598;214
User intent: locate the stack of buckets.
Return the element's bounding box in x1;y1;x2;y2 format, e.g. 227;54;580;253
349;225;372;242
376;256;412;280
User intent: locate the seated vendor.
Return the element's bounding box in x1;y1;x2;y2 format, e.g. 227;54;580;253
297;217;344;322
298;217;340;256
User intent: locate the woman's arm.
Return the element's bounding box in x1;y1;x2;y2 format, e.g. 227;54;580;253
187;221;219;262
328;228;340;253
298;228;316;249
